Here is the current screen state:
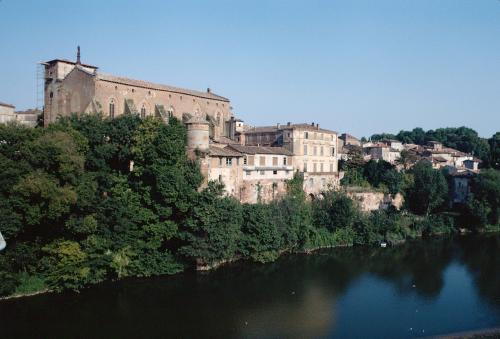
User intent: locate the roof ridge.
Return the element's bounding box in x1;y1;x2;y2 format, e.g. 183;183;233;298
96;72;230;102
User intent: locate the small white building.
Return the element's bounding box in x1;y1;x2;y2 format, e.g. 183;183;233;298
0;101;16;124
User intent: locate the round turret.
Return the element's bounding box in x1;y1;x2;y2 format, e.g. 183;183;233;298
186;116;209;152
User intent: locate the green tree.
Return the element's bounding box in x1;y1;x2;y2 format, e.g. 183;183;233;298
313;191;358;231
489;132;500;169
180;182;243;266
240;204;282;263
405;161;448;215
468;169;500;226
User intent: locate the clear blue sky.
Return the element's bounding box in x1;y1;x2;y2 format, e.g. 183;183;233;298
1;0;499;138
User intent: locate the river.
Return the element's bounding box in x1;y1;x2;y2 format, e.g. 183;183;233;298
1;234;499;338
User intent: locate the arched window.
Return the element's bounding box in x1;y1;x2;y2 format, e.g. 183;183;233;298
140;105;146;118
109;99;115;118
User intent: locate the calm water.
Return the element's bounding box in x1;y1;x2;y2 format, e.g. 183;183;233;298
1;234;499;338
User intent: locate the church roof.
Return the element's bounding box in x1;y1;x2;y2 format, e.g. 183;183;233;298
96;72;230;102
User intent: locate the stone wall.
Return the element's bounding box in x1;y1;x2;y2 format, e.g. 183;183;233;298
346;191;403;212
240;179;288;204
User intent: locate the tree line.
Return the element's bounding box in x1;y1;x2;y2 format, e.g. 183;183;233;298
0;115;499;297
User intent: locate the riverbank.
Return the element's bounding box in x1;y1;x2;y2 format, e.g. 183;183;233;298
430;327;500;339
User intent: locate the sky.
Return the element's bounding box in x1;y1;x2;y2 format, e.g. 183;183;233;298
0;0;499;138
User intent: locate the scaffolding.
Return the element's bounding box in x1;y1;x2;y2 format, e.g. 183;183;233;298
35;62;47;111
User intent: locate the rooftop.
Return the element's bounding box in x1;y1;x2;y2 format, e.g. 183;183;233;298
96;72;230;102
244;123;337;134
228;144;294;156
0;101;15;108
43;59;98;69
209;146;243;157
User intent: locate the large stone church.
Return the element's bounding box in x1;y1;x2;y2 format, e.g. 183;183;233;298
43;48;233;140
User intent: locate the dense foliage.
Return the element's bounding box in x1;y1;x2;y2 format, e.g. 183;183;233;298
0;116;499;297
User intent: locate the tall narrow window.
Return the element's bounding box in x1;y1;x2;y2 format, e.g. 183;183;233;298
109;100;115;118
304;132;309;139
141;106;146;118
304;145;308;155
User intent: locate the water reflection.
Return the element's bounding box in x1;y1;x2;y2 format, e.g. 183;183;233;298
0;234;499;338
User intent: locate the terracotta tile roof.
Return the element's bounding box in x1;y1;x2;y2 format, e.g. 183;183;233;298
433;156;449;163
283;123;337;134
0;101;15;108
244;126;279;133
450;170;477;177
96;72;230;102
209;146;243;157
214;136;240;145
228;144;293;156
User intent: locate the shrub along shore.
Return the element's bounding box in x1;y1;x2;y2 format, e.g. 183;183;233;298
0;114;499;298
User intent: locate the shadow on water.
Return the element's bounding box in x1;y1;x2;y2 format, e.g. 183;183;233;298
0;234;499;338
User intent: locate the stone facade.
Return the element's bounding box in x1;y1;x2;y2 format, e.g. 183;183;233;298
347;191;404;212
42;52;341;204
198;144;294;204
228;145;294;203
0;102;16;124
239;122;339;196
43;58;233;140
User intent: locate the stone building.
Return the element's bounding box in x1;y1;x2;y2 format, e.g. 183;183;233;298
238;122;339;196
185;119;295;203
227;144;294;203
0;101;16;124
42;48;233;139
338;133;361;148
363;143;401;164
15;109;41;127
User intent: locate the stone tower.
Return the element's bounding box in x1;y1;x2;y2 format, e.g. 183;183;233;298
186;116;209;153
